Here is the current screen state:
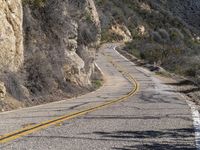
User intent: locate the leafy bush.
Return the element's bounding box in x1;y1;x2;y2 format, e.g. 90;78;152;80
78;23;98;45
151;31;162;43
124;42;143;59
169;28;184;41
158;29;170;41
92;79;102;89
23;0;46;7
25;52;56;95
101;30;124;42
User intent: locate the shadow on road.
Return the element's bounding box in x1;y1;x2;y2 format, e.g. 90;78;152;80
113;143;195;150
92;129;195;150
18;128;196;150
93;128;194;139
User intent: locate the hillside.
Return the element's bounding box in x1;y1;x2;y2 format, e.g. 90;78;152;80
0;0;101;111
151;0;200;35
1;1;200;149
95;0;200;83
0;0;200;111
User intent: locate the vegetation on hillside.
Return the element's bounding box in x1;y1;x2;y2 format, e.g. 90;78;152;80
95;0;200;85
23;0;47;7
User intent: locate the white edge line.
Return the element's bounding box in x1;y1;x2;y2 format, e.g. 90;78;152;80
114;44;200;150
95;62;104;76
113;46;151;77
185;98;200;149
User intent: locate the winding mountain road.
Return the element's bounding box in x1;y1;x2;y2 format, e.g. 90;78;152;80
0;44;198;149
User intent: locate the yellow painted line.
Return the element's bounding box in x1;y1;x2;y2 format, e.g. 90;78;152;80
0;56;139;144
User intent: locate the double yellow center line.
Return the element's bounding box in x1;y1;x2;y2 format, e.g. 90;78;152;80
0;55;139;144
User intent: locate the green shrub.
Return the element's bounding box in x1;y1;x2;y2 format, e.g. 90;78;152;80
101;30;124;42
23;0;47;7
92;79;102;89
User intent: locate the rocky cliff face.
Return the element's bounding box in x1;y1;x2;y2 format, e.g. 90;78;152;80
0;0;23;72
1;0;199;111
23;0;101;93
0;0;101;111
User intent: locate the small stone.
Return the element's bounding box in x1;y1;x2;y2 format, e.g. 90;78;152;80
0;82;6;100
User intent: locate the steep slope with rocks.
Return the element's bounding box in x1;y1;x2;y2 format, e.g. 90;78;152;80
0;0;23;72
0;0;101;111
95;0;200;81
95;0;200;104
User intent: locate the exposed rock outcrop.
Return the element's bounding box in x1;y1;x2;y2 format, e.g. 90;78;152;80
0;0;101;110
110;24;132;42
23;0;100;94
0;0;23;72
0;81;6;100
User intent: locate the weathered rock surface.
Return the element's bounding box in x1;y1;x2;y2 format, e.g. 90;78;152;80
0;0;23;72
0;81;6;100
110;24;132;42
23;0;100;94
0;0;101;110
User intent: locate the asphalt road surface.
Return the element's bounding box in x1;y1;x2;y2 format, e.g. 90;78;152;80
0;44;197;150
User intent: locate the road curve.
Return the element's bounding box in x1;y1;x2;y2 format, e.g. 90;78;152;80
0;44;197;149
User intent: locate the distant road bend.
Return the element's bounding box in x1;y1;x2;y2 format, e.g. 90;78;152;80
0;44;199;150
